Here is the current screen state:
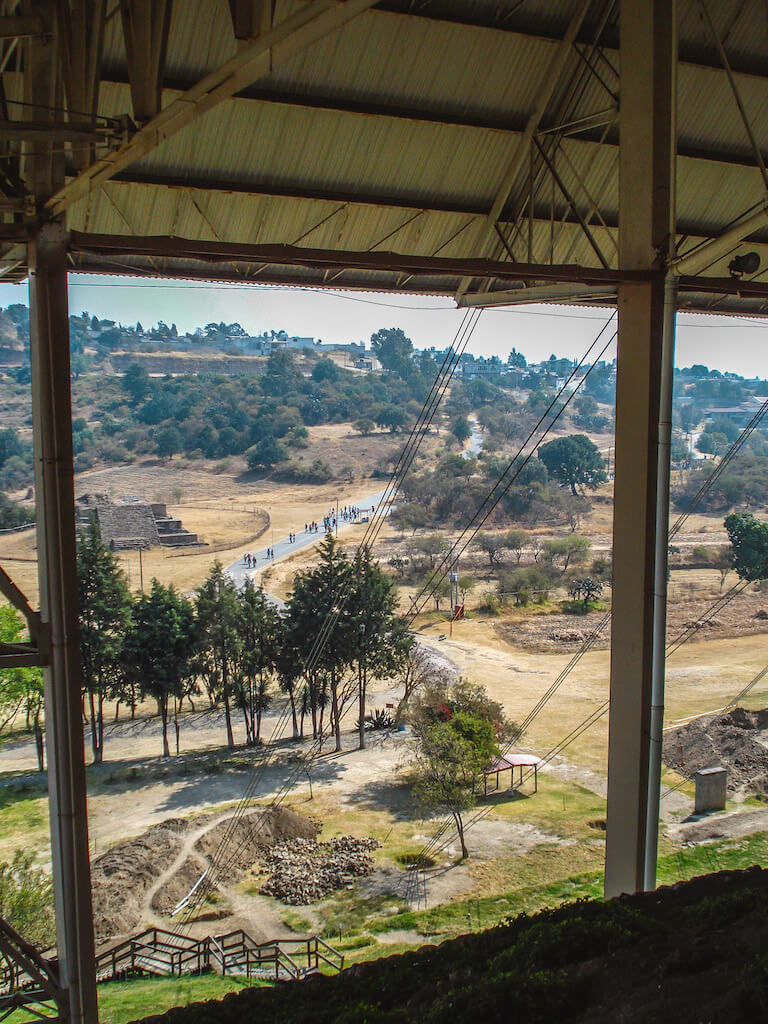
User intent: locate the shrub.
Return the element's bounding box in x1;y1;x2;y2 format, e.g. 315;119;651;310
479;592;501;615
0;850;55;947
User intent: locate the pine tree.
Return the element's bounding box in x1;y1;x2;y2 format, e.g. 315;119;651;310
235;580;282;745
285;535;354;752
77;517;132;764
350;546;413;749
195;561;240;748
122;580;196;756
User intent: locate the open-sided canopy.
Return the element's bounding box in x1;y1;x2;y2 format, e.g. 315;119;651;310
2;0;768;314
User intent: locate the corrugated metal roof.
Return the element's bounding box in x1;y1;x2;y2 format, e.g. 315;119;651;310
3;0;768;309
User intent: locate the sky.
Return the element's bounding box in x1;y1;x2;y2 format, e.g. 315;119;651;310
2;274;768;378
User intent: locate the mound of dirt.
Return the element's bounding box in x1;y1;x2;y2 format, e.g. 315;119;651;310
92;805;318;942
150;856;226;917
194;806;319;883
663;706;768;796
91;818;191;941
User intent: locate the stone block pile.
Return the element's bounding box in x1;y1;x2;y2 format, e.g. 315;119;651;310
261;835;380;904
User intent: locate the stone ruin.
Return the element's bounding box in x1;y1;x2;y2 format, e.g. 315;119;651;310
75;493;205;550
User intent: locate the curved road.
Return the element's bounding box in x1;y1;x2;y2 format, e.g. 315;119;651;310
225;487;387;588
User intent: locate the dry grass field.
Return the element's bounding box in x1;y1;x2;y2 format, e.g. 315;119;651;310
1;422;438;601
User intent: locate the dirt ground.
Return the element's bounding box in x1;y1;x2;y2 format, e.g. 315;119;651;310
0;422;432;602
495;590;768;653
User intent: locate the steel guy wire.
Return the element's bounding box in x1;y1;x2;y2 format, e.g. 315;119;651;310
176;309;485;924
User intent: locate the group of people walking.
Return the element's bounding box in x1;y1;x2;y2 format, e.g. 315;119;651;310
242;503;373;572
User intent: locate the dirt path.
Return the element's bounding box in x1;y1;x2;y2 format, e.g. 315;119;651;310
666;806;768;845
141;809;233;929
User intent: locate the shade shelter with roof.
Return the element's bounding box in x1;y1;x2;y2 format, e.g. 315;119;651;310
483;753;541;796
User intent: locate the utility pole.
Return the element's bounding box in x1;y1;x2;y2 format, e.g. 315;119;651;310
138;546;144;592
449;560;459;636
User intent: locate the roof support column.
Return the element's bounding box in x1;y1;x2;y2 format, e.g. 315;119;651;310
28;223;98;1024
604;0;676;898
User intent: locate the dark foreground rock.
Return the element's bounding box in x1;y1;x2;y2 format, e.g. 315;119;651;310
134;866;768;1023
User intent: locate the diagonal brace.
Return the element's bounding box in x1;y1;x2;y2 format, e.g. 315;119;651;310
0;565;40;644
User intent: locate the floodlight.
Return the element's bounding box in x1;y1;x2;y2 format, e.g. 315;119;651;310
728;251;761;278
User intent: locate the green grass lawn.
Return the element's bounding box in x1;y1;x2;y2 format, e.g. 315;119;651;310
7;974;256;1024
0;787;49;859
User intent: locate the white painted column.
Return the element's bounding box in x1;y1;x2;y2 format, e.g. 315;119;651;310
604;0;677;898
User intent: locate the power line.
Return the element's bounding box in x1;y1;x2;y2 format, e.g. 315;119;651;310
174;309;485;927
403;316;617;622
406;357;768;882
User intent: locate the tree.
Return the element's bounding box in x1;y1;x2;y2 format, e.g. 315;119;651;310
542;535;591;572
394;645;448;726
349;547;413;749
78;517;132;764
538;434;607;495
415;533;449;569
508;347;526;369
452;416;471;444
713;544;733;592
413;717;494;858
196;562;241;748
474;532;506;567
285;535;354;752
246;436;287;470
354;418;376;436
0;606;44;770
155;424;183;460
122;580;196;756
0;850;55;947
0;492;34;531
123;362;151;403
504;529;528;565
677;402;702;436
567;576;603;608
311;357;340;382
410;679;511;859
235;580;282;745
724;512;768;581
370;327;413;375
262;349;301;396
374;403;408;433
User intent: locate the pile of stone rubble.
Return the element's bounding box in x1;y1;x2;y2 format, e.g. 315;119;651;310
261;835;380;904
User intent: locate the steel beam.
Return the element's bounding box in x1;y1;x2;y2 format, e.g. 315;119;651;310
455;0;591;296
0;120;113;141
45;0;380;219
118;0;172;123
604;0;676;899
457;282;615;306
673;201;768;276
0;15;43;38
68;230;648;284
98;69;768;172
28;223;97;1024
375;0;768;82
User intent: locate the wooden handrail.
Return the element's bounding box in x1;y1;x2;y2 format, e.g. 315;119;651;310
89;928;344;986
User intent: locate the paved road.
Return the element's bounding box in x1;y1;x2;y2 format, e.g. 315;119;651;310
463;416;484;458
225;486;388;588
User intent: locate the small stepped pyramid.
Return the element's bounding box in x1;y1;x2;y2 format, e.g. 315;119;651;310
151;503;204;547
75;496;206;549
